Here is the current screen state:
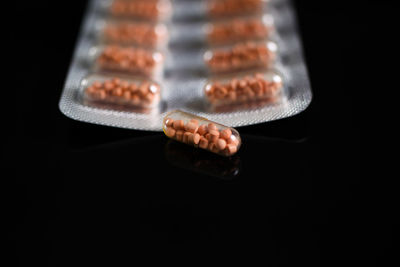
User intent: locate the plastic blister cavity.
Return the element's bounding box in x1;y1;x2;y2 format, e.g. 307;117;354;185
163;110;241;156
100;19;169;49
109;0;172;21
205;14;275;47
207;0;269;18
90;45;164;79
81;73;161;113
204;40;278;74
204;70;283;112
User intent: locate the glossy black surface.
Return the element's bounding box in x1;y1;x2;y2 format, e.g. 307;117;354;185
3;0;394;266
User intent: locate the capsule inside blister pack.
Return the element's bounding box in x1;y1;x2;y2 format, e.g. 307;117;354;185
204;40;277;74
205;14;274;47
81;73;161;113
207;0;268;18
204;70;283;112
163;110;241;156
109;0;172;21
91;45;164;79
100;19;169;49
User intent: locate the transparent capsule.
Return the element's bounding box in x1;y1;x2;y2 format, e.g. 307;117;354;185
163;110;241;156
207;0;269;18
109;0;172;21
100;19;169;49
90;45;164;79
205;14;274;47
204;70;283;112
81;73;161;113
204;40;277;74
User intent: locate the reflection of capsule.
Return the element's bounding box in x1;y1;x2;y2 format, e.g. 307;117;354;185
205;15;274;46
162;110;241;156
91;45;164;79
204;41;277;74
165;139;241;180
207;0;268;18
101;19;169;49
204;70;283;112
81;73;161;112
109;0;172;22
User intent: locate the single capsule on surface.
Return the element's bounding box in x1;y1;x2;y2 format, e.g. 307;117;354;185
82;73;161;112
163;110;241;156
101;20;169;49
204;41;277;74
205;15;274;46
109;0;172;21
204;70;283;111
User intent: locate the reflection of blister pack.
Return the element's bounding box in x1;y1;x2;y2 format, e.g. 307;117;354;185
59;0;312;131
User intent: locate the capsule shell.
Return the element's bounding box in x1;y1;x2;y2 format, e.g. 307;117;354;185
163;110;241;156
101;20;169;49
204;41;277;74
92;45;164;79
82;73;161;112
109;0;172;21
204;70;283;111
206;15;274;46
207;0;267;18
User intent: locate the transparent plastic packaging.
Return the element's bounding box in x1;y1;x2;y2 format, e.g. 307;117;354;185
60;0;313;131
163;110;241;156
204;41;278;74
90;45;164;79
109;0;172;21
81;73;161;113
207;0;268;18
100;19;169;49
205;14;274;47
204;70;283;112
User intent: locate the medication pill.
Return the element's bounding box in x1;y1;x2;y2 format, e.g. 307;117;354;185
204;70;282;111
163;110;241;156
110;0;172;21
95;45;164;78
206;15;273;46
207;0;266;18
102;20;168;49
82;74;161;110
204;41;277;74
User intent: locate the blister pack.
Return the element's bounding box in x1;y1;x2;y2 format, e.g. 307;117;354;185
59;0;312;131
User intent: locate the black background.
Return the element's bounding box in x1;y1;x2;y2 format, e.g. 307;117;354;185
3;0;395;266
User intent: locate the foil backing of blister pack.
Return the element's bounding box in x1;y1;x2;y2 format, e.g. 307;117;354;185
59;0;312;131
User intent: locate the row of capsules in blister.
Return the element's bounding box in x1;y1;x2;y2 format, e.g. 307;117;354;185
82;0;173;112
168;0;282;112
200;0;283;112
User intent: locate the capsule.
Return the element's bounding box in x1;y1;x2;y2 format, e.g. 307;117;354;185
101;19;169;49
204;70;283;111
163;110;241;156
206;15;274;47
204;41;277;74
81;73;161;112
92;45;164;79
109;0;172;21
207;0;268;18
